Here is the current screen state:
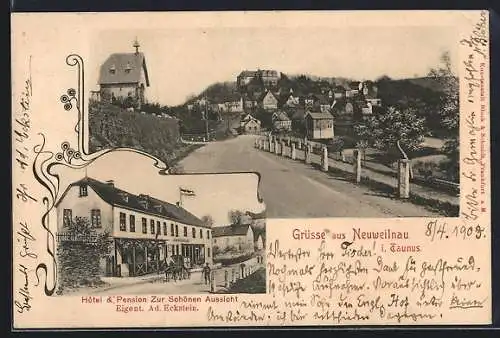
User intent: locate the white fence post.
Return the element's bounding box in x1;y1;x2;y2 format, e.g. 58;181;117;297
353;149;362;183
321;146;329;171
398;159;411;198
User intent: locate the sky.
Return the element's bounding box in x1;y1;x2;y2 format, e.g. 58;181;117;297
88;26;458;107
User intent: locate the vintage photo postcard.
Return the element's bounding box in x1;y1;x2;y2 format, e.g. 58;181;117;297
11;10;491;329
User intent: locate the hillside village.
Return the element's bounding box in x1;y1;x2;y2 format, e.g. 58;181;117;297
89;41;459;188
185;69;383;140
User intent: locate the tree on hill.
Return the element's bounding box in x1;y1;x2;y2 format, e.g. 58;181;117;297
375;77;442;134
201;215;214;228
427;50;459;180
354;106;427;173
228;210;245;226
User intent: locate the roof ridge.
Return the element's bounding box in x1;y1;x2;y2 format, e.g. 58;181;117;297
71;177;205;227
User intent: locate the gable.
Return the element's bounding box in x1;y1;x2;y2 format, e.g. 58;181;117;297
99;52;150;86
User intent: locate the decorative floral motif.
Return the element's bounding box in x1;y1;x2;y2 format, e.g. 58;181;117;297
32;54;169;296
60;88;77;111
55;141;81;164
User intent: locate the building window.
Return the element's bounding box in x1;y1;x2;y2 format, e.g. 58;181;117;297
150;219;155;234
142;218;147;234
200;229;203;238
119;212;126;231
79;185;88;197
183;226;187;237
63;209;72;227
207;248;211;258
163;222;167;235
171;223;174;236
129;215;136;232
157;221;161;235
192;227;196;238
175;225;179;237
91;209;101;228
207;230;210;239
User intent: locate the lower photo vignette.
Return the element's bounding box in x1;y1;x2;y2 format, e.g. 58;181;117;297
54;172;267;298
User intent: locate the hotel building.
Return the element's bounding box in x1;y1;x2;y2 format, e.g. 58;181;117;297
55;177;213;277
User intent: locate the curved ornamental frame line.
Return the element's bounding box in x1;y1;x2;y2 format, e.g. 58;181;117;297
32;54;169;296
32;54;266;296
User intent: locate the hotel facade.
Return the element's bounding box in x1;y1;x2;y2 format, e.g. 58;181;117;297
55;177;213;277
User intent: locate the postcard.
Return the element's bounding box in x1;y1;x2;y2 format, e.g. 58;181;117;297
11;10;491;328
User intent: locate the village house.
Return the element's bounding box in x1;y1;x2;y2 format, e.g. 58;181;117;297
212;224;255;257
98;39;150;109
55;177;213;278
279;92;300;109
272;111;292;132
259;90;279;111
362;83;382;107
345;81;363;98
237;69;279;89
224;94;245;113
242;93;258;111
207;97;227;113
316;94;332;113
305;111;334;140
260;70;280;87
240;114;261;134
333;85;346;99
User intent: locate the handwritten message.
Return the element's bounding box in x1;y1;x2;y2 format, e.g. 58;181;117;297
201;223;489;325
13;56;37;314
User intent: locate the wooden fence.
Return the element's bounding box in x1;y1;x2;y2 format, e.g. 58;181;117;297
56;232;98;244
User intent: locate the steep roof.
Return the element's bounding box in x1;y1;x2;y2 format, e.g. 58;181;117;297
272;110;291;121
56;177;206;228
99;52;150;86
238;70;258;78
242;115;261;127
306;111;334;120
212;224;252;238
260;90;278;101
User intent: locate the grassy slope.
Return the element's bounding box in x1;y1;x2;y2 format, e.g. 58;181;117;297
89;103;195;166
218;267;266;294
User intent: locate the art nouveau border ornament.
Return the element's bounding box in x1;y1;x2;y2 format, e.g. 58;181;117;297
11;10;491;329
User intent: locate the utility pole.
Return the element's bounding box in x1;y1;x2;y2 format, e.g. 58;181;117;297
203;97;209;141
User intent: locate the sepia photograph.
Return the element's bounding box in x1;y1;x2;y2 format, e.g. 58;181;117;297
11;10;490;329
87;27;460;219
52;152;266;296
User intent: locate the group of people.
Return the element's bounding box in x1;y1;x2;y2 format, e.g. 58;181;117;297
163;256;212;285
